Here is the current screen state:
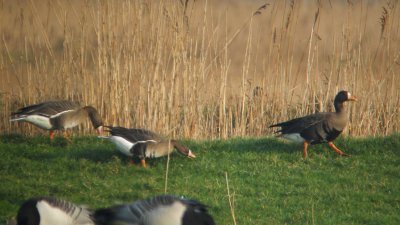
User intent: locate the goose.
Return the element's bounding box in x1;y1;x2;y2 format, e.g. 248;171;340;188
16;197;94;225
10;100;103;141
99;126;195;167
269;90;357;158
93;195;215;225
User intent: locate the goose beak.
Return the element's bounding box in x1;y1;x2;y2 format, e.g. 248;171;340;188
188;150;196;159
96;126;104;135
348;96;357;101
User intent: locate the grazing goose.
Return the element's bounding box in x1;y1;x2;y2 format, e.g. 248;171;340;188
269;90;357;158
99;126;196;167
10;100;103;141
17;197;94;225
93;195;215;225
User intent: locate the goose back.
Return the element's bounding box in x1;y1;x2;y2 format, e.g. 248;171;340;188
11;101;81;118
94;195;215;225
17;197;93;225
107;127;162;143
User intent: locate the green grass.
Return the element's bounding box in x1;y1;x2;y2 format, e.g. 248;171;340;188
0;134;399;224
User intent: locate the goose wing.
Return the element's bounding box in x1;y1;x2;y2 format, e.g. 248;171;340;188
12;101;81;118
106;126;161;143
43;197;93;225
270;113;332;134
94;195;215;225
94;195;178;225
17;197;93;225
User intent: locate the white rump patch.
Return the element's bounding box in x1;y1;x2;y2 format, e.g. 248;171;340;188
146;201;186;225
23;115;52;130
100;136;158;157
105;136;135;156
281;133;305;143
36;201;74;225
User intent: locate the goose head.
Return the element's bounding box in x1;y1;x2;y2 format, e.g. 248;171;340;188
334;90;357;113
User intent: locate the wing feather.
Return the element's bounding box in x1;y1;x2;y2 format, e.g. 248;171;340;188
271;113;331;134
106;126;161;143
12;101;81;118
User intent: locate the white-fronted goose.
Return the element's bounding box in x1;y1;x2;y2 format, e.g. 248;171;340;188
16;197;94;225
10;100;103;141
99;126;196;167
269;90;357;158
93;195;215;225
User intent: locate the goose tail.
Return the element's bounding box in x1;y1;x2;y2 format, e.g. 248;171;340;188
10;115;27;122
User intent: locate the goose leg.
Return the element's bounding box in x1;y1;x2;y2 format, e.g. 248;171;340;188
128;158;147;168
49;131;55;140
328;142;350;157
303;141;309;159
140;159;147;168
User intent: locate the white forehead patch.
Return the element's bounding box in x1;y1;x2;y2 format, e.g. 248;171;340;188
347;92;352;98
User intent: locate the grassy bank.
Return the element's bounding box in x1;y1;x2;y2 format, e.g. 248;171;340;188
0;134;399;224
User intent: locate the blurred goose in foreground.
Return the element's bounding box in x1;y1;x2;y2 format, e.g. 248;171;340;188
99;126;196;167
10;100;103;141
17;197;94;225
269;90;357;158
94;195;215;225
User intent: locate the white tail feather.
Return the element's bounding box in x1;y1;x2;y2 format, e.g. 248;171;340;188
10;117;26;122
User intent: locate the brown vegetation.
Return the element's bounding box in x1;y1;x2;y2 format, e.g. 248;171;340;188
1;0;399;139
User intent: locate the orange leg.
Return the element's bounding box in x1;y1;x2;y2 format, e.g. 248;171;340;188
49;131;55;141
129;159;148;167
303;141;309;159
328;142;350;157
140;159;148;168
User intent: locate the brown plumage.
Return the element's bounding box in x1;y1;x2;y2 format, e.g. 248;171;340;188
269;91;357;158
10;100;103;141
99;126;196;167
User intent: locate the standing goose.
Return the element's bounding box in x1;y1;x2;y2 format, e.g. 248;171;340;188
99;126;196;167
93;195;215;225
269;90;357;158
10;100;103;141
17;197;94;225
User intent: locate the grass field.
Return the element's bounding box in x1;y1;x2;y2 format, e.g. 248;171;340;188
0;134;399;225
1;1;399;224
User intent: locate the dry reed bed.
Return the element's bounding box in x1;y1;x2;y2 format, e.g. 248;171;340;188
0;0;399;139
